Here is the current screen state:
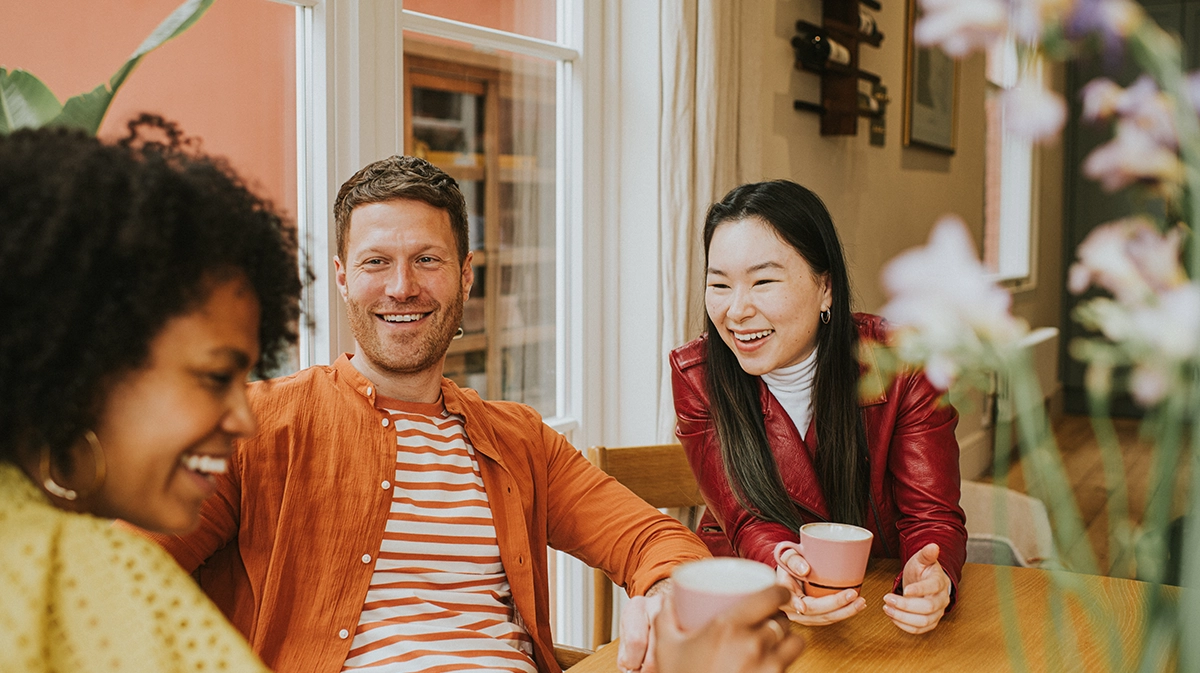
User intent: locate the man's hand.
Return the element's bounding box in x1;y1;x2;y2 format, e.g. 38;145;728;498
616;581;667;673
882;543;951;634
653;584;806;673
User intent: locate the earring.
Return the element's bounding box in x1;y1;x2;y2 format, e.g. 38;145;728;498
820;308;831;325
453;327;465;340
39;430;107;501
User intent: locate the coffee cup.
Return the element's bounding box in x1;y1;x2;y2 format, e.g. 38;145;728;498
671;557;777;631
795;522;873;598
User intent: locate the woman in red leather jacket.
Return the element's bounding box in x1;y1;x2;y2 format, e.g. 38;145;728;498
671;180;967;634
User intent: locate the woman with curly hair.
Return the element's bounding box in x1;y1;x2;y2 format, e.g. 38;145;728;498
671;180;967;635
0;116;301;672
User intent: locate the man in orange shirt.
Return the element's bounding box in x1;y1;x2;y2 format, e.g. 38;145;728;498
139;156;710;673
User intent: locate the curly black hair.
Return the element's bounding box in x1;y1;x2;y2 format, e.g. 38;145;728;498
0;115;302;467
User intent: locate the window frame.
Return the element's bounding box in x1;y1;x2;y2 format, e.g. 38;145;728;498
984;35;1042;289
280;0;594;645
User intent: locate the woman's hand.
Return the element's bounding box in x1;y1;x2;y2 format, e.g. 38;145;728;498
883;543;952;634
653;585;806;673
773;541;866;625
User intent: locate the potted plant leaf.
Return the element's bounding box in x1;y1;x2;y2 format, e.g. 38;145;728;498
0;0;215;135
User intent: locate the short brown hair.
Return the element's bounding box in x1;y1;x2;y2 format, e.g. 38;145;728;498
333;155;469;263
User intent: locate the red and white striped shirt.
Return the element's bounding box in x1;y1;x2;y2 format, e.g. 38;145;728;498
341;396;537;673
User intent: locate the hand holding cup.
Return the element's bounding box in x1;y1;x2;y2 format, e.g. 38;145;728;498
774;522;873;625
651;558;804;673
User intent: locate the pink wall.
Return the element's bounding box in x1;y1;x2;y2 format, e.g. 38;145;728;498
405;0;555;42
1;0;297;219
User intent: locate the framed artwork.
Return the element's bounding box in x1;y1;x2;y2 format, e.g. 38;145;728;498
903;0;959;153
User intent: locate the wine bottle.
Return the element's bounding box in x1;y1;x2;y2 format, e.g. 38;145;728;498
857;91;880;116
792;22;851;70
858;9;882;41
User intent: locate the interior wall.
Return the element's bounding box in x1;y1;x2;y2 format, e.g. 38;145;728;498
739;1;1066;479
0;0;296;220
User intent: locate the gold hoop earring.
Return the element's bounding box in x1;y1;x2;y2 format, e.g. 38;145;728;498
39;430;107;501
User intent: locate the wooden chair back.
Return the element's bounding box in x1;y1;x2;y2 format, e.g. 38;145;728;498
553;643;594;670
585;443;705;649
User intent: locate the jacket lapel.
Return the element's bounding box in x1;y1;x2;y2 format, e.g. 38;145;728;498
756;339;891;521
758;380;829;520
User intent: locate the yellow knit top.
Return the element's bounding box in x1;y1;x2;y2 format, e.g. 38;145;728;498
0;463;269;672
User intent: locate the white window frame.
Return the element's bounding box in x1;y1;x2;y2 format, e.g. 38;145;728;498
985;35;1040;288
275;0;596;646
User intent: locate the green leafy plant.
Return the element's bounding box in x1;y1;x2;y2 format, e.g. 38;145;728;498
0;0;215;135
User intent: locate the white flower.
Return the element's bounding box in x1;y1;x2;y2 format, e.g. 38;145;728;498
1091;284;1200;404
1129;365;1171;405
1010;0;1075;43
1068;218;1150;300
1067;217;1186;303
1080;76;1179;192
1070;218;1197;407
914;0;1008;58
1082;121;1183;191
1124;224;1188;293
923;353;960;391
880;216;1029;388
1081;77;1125;122
1002;75;1068;141
1130;283;1200;359
1115;76;1176;147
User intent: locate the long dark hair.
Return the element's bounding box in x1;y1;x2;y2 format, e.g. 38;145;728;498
703;180;868;528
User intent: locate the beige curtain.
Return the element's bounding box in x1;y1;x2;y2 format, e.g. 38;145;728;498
656;0;742;442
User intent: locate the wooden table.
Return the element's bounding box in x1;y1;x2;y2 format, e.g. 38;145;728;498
567;560;1175;673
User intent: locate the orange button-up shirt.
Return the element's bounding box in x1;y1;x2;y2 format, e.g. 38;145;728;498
133;355;708;673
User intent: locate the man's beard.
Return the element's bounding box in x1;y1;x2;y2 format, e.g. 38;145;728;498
346;291;463;376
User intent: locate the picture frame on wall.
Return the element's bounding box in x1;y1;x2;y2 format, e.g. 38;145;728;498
903;0;958;153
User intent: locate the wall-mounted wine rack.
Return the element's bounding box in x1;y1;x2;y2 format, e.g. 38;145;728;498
792;0;890;145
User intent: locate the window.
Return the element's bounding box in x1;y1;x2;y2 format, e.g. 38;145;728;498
288;1;577;422
287;0;589;643
984;36;1037;284
403;38;558;416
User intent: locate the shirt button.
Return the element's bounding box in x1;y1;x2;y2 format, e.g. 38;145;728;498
381;418;390;427
366;387;373;396
362;554;372;564
338;629;349;639
381;480;391;490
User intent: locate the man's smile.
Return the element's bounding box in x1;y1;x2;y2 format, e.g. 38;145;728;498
380;313;428;323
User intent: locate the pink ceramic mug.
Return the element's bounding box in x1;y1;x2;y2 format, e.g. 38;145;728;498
796;522;873;598
671;558;777;632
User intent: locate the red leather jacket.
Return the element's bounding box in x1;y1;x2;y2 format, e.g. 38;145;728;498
670;313;967;598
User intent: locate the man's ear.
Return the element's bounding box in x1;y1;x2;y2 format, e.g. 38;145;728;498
461;251;475;301
334;256;349;302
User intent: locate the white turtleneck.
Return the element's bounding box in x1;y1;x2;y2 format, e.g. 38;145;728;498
761;347;818;441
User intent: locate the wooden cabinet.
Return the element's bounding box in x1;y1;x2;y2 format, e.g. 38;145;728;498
404;46;556;411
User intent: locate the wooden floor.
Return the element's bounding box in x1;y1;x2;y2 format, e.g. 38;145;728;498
983;413;1191;577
